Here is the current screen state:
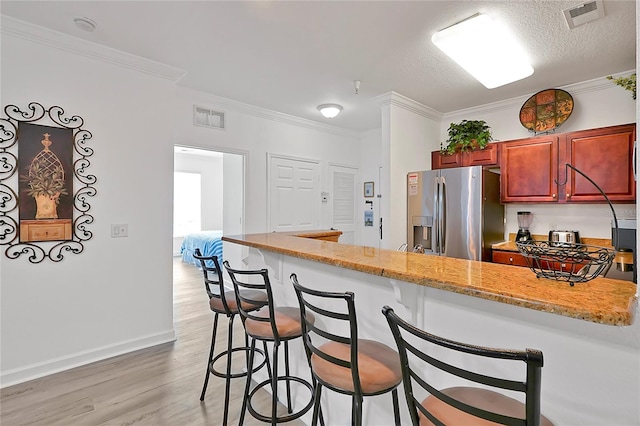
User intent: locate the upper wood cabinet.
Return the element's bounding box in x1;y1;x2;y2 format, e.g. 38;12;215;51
499;123;636;203
500;135;559;202
431;143;499;170
564;124;636;202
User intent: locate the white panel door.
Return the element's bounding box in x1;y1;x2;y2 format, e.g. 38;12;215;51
330;165;358;244
269;155;320;232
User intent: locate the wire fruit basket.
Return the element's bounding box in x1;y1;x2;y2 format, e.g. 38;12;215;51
515;164;617;286
516;241;615;285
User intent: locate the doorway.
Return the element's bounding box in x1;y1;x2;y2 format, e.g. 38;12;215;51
173;146;245;265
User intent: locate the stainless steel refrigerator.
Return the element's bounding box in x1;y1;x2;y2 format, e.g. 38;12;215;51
407;166;504;261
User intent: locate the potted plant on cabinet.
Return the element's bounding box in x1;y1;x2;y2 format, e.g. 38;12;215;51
440;119;493;155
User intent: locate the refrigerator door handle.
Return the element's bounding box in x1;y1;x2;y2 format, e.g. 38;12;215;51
434;177;440;253
440;176;446;254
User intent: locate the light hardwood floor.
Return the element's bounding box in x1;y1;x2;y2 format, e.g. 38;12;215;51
0;258;305;426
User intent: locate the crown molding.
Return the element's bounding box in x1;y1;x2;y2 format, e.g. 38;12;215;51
442;69;636;120
179;87;361;139
1;15;187;81
375;91;443;122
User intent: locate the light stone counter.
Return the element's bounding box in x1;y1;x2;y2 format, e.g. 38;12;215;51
223;232;637;326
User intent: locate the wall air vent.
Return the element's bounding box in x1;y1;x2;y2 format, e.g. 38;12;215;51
562;0;605;29
193;105;225;130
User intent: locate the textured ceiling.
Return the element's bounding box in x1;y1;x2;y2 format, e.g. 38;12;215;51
0;1;636;132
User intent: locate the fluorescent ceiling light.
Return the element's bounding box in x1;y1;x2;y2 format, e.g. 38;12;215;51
432;14;534;89
317;104;342;118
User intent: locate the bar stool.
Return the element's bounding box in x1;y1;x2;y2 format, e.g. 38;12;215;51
223;261;315;425
382;306;555;426
193;249;268;426
291;273;402;426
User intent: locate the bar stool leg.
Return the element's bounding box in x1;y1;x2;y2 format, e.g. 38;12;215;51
200;313;219;401
263;341;273;388
311;382;323;426
222;314;236;425
239;337;257;426
353;394;363;426
284;340;293;413
271;342;280;426
391;389;400;426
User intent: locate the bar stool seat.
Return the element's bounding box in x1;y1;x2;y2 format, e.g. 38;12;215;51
421;387;555;426
311;340;402;394
209;290;267;312
244;306;309;339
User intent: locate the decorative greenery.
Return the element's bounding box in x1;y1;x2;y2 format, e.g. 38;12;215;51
441;119;493;155
21;163;68;203
606;73;636;100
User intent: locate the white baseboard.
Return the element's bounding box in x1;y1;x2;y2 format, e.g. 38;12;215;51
0;329;176;389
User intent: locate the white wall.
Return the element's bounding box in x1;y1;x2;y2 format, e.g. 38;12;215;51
359;129;383;248
0;24;361;386
1;30;176;385
440;74;637;240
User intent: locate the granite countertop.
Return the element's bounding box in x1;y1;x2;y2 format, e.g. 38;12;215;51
222;231;638;326
492;233;613;252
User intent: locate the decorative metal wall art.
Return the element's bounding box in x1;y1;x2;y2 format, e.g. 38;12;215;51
519;89;574;135
0;102;96;263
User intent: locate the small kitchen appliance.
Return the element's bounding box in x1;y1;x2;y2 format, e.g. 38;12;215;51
609;219;636;283
516;211;534;242
549;230;580;247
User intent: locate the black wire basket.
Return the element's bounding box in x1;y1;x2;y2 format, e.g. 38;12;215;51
515;163;618;286
516;241;615;285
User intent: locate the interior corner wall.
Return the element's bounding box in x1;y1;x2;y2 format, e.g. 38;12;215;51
359;129;383;248
385;105;440;250
1;34;176;386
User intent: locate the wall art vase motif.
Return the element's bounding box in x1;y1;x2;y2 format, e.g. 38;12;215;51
0;103;96;263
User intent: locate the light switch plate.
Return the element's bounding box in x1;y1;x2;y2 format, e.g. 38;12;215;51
111;224;128;238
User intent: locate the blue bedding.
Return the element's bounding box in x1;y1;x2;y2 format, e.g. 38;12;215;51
180;230;224;268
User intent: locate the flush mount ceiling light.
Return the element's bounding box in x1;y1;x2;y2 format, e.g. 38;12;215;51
431;14;534;89
317;104;343;118
74;16;97;32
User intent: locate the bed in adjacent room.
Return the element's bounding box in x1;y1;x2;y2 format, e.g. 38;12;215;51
180;230;224;267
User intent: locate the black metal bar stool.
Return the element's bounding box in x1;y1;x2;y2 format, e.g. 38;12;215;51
382;306;555;426
224;261;315;425
291;273;402;426
193;249;269;426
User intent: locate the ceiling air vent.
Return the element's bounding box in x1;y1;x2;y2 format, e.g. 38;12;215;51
563;0;605;29
193;105;225;130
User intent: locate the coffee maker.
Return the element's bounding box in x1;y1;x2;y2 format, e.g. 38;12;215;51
516;211;534;242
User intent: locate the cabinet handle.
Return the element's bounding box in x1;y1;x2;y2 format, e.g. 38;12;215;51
567;193;571;198
509;257;514;263
552;193;556;198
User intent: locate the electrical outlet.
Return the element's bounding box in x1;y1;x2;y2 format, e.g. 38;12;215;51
111;224;128;238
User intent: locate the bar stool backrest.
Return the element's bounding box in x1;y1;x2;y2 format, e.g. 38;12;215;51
222;261;279;342
290;274;363;397
192;248;232;315
382;306;544;426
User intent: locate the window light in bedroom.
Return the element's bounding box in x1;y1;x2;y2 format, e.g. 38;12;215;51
431;13;534;89
173;172;201;236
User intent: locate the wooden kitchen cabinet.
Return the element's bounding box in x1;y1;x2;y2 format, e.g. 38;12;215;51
431;143;499;169
563;124;636;202
491;250;528;267
499;135;559;202
499;123;636;203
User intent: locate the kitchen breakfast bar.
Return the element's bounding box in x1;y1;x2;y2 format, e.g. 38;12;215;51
222;231;639;425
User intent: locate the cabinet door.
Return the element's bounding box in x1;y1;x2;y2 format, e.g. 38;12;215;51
564;124;636;202
464;143;499;167
431;150;462;169
500;136;559;202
